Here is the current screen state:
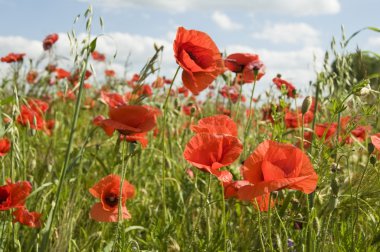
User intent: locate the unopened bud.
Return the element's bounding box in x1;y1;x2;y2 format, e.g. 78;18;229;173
301;96;313;115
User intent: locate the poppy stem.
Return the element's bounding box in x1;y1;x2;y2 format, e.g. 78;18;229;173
267;193;275;251
243;78;257;158
161;65;180;220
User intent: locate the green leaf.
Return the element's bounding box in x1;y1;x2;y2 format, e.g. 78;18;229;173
89;37;97;53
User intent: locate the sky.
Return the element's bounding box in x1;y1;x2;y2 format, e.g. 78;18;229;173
0;0;379;96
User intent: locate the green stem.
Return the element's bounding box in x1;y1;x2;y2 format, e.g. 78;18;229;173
40;51;90;251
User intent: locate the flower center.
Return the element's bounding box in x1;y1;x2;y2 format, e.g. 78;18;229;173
0;188;10;205
104;193;119;207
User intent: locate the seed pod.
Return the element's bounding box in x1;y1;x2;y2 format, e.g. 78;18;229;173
301;96;313;115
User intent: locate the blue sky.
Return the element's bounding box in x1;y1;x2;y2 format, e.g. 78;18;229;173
0;0;379;96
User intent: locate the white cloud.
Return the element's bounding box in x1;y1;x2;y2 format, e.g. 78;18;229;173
0;32;177;81
367;36;380;49
252;22;321;46
211;11;243;31
79;0;340;16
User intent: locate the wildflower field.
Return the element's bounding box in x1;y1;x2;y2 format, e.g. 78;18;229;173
1;6;380;252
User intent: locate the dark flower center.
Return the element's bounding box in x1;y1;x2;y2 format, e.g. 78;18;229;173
0;188;10;205
104;193;119;207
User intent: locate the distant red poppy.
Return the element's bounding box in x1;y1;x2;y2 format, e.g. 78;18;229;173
55;68;71;79
191;115;238;137
12;208;42;228
284;110;314;128
315;123;337;140
174;27;224;95
273;76;296;98
178;86;189;97
238;140;318;203
0;180;32;211
345;125;371;144
100;91;126;108
0;138;11;157
69;69;92;83
136;84;153;97
91;51;106;62
57;89;76;101
225;53;265;83
89;174;135;222
1;53;25;63
97;105;161;136
28;99;49;114
371;133;380;152
43;33;59;50
152;77;164;89
105;69;116;77
26;70;38;84
183;133;242;182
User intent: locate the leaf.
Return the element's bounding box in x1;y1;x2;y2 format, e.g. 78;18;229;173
345;26;380;46
89;37;97;53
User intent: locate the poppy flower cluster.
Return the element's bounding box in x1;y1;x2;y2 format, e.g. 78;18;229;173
225;140;318;211
184;115;242;182
17;99;55;135
89;174;135;222
0;180;41;228
1;53;25;63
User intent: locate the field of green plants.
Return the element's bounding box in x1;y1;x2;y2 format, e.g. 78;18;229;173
1;7;380;252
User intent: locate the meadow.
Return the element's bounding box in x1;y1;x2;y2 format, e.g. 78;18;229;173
0;7;380;252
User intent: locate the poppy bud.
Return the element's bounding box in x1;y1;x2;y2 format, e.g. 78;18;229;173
370;156;376;165
301;96;312;115
368;142;375;154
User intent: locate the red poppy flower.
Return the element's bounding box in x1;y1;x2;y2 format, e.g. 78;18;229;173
273;76;296;98
120;133;148;148
57;89;76;101
136;85;153;97
225;53;265;83
0;138;11;157
69;69;92;83
26;70;38;84
105;69;116;77
178;86;189;97
191;115;237;137
284;110;314;128
238;140;318;202
97;105;161;136
91;51;106;62
17;105;45;130
28;99;49;115
371;133;380;152
55;68;71;79
43;33;59;50
89;174;135;222
345;125;371;144
183;133;242;182
1;53;25;63
0;180;32;210
12;208;42;228
315;123;337;140
174;27;224;95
